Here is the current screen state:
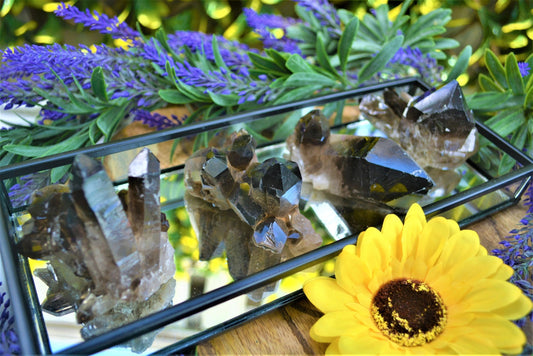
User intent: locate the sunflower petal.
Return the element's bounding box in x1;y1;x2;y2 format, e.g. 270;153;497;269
310;311;364;341
450;255;504;284
490;293;533;320
437;230;481;269
337;333;390;353
405;203;426;225
356;226;392;274
490;263;514;280
335;247;371;297
459;279;522;312
381;213;403;259
417;216;449;266
400;218;422;262
325;339;341;355
304;277;353;313
345;302;379;331
467;315;527;354
446;332;500;354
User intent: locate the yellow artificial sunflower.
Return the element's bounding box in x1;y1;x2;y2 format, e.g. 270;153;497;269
304;203;532;354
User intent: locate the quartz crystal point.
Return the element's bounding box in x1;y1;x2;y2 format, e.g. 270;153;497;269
287;110;434;202
184;129;322;299
71;154;141;298
359;80;478;170
17;149;175;353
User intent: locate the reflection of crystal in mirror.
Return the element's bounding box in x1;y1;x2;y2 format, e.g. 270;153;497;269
359;80;478;170
184;130;322;301
287;110;434;202
16;148;175;353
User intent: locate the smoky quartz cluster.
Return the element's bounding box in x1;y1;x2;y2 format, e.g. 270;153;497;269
184;130;322;300
17;148;175;353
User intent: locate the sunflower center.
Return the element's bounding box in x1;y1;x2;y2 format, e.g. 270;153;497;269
370;278;447;347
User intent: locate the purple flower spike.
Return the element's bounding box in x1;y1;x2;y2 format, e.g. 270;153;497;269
518;62;530;77
492;184;533;327
54;2;139;40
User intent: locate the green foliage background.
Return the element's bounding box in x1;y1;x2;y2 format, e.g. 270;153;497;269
1;0;532;89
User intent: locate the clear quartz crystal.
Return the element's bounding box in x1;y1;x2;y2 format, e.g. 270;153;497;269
17;149;176;353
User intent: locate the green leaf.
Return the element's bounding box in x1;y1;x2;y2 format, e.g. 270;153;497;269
479;73;503;92
525;86;533;109
505;52;524;95
269;78;287;89
388;15;409;38
4;133;87;158
485;49;508;89
525;53;533;92
373;5;389;38
88;121;100;144
351;40;382;53
357;36;403;85
175;79;211;103
211;35;230;73
248;52;289;77
445;45;471;83
388;0;412;36
91;67;108;102
466;92;519;111
47;67;97;113
272;85;323;104
208;92;239;107
265;49;290;70
337;9;354;24
359;14;381;42
96;104;129;140
404;26;446;48
528;117;533;135
284;72;338;88
285;54;314;73
285;25;316;44
404;9;451;43
32;87;87;115
484;108;525;137
498;153;516;175
338;17;359;73
51;165;70;183
526;71;533;93
159;89;196;104
316;32;339;77
433;38;460;50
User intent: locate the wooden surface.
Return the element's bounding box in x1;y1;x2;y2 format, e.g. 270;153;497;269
197;200;532;355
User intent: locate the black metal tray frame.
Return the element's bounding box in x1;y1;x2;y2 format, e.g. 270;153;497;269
1;77;532;355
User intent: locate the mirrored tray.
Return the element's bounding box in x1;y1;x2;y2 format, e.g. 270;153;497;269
1;77;533;355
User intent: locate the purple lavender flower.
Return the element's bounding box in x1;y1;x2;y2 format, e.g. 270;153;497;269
388;46;443;83
54;2;139;41
243;8;302;54
132;109;186;130
0;281;20;355
293;0;342;38
518;62;531;77
167;31;254;69
1;42;165;111
492;183;533;326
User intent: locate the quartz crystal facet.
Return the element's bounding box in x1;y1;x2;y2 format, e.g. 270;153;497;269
184;129;322;300
287;110;434;202
17;148;175;353
359;80;478;170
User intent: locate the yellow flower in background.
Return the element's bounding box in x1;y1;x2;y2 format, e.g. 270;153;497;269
304;204;532;354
